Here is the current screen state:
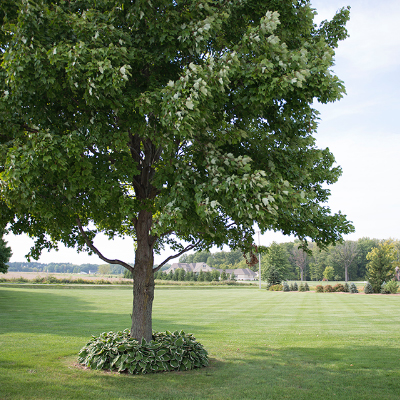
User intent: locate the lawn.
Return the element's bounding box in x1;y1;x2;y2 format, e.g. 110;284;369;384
1;285;399;399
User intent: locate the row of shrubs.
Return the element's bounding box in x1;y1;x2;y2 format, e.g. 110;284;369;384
270;282;359;293
269;281;399;294
364;280;399;294
268;282;310;291
0;276;254;286
315;283;358;293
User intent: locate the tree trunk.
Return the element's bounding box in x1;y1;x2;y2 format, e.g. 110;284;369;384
345;265;348;282
300;268;304;281
131;210;155;342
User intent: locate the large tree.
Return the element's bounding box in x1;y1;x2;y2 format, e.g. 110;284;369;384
0;0;353;341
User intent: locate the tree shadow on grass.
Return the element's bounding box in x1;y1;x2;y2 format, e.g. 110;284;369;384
0;286;209;338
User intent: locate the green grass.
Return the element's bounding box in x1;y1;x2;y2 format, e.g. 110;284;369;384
1;285;399;399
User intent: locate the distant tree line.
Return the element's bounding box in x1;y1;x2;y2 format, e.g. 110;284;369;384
5;238;399;284
180;238;400;282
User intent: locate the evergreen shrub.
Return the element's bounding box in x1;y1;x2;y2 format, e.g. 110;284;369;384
349;283;358;293
299;282;306;292
381;280;399;294
282;281;290;292
343;282;349;292
292;282;298;291
364;281;374;294
304;282;310;291
78;329;208;374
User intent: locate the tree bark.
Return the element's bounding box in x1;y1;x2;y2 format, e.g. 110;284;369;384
131;209;155;342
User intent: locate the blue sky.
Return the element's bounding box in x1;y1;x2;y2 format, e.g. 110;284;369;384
6;0;400;265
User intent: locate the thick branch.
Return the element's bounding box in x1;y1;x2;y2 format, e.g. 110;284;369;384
153;240;202;272
76;217;134;273
21;124;39;133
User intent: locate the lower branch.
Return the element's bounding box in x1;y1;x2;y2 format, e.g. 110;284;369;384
76;217;134;273
153;239;202;272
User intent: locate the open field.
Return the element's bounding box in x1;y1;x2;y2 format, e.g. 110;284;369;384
1;286;399;399
0;271;130;283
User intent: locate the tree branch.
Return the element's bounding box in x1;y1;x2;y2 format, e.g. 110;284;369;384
76;217;134;273
153;240;203;272
21;124;39;133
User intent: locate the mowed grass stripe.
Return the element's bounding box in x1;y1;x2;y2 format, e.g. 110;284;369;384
1;286;400;400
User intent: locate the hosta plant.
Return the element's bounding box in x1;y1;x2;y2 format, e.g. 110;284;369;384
78;329;208;374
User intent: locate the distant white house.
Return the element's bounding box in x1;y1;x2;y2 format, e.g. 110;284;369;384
165;263;257;281
222;268;257;281
165;263;213;274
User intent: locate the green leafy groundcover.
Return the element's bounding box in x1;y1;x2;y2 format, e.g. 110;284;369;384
78;329;208;374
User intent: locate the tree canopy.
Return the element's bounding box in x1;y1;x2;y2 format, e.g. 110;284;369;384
1;0;352;340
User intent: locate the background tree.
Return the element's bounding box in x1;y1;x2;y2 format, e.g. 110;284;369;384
261;242;290;285
211;269;220;282
290;243;308;281
366;241;398;293
98;264;111;275
205;271;213;282
177;269;186;281
0;1;352;341
198;271;205;282
193;251;211;264
309;244;330;281
323;266;335;281
206;255;215;267
329;241;358;282
0;228;12;273
353;238;379;279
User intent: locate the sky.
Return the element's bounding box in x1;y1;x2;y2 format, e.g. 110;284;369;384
5;0;400;265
